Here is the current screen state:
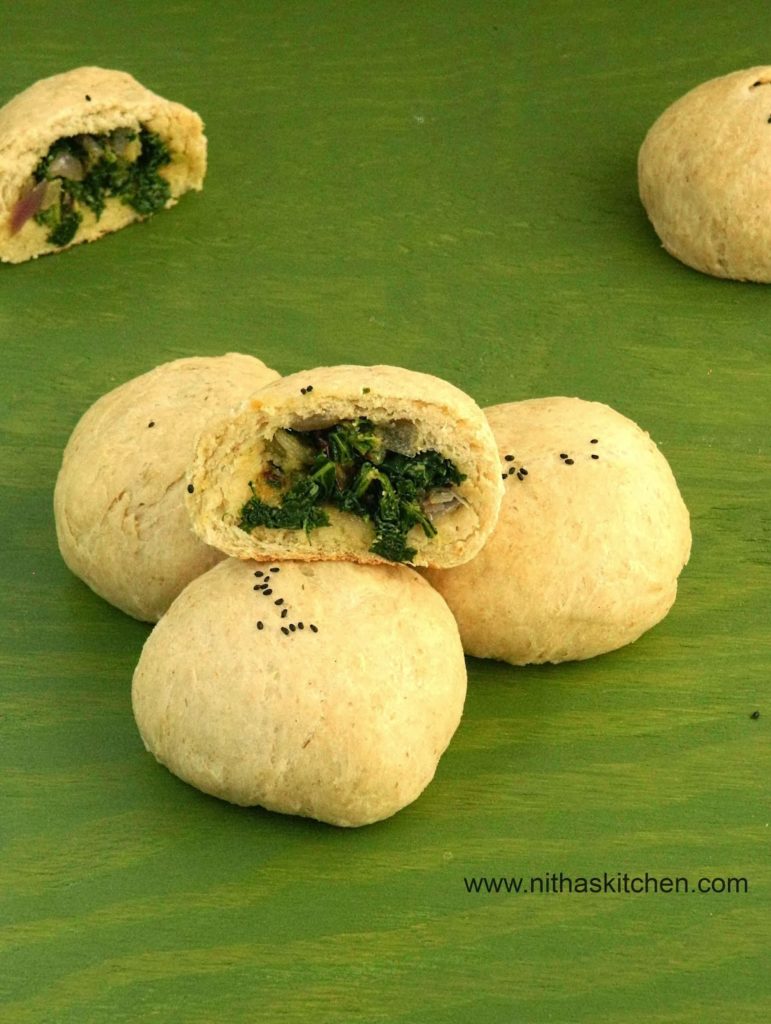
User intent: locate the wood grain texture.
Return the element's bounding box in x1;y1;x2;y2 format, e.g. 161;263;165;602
1;2;768;1022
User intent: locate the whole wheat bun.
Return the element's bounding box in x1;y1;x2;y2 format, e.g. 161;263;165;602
131;557;467;827
54;353;279;622
0;66;206;263
422;397;691;665
186;364;503;569
638;66;771;281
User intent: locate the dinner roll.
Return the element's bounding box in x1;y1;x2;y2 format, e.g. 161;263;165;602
54;353;279;622
186;364;503;569
639;66;771;281
131;558;467;827
422;397;691;664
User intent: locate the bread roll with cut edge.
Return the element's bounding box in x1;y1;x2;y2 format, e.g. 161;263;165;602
54;353;279;622
638;66;771;281
186;364;504;569
0;66;206;263
422;397;692;665
131;557;467;827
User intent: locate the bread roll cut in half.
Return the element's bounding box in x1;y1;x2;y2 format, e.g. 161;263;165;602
0;66;206;263
186;364;504;568
639;66;771;281
54;353;279;622
422;397;692;664
132;558;467;827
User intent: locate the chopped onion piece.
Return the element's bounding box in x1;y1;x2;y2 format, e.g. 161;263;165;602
79;134;104;162
423;489;469;519
40;178;62;211
110;128;133;155
9;180;47;235
48;150;85;180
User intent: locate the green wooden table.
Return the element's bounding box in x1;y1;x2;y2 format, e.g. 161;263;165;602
1;3;768;1021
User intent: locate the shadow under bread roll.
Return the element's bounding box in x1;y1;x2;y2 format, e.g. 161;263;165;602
186;364;504;568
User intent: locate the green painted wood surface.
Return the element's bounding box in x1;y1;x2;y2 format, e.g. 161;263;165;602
1;3;768;1022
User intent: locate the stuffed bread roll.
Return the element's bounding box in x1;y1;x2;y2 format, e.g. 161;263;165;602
422;397;692;664
186;364;504;569
132;558;467;827
54;353;280;622
0;66;206;263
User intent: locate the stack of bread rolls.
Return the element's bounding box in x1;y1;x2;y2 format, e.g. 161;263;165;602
54;358;690;826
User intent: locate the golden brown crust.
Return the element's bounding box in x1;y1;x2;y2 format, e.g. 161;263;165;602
639;66;771;281
131;557;467;827
186;364;504;569
422;397;692;664
0;66;206;263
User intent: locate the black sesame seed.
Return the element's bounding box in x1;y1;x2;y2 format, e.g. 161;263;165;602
590;438;598;444
186;483;194;494
560;453;568;460
274;598;284;606
504;454;515;462
565;458;574;465
508;467;516;476
750;710;760;719
310;624;318;633
85;94;91;101
591;453;599;460
363;387;370;394
517;471;524;480
300;387;307;395
289;624;296;632
254;571;264;577
270;567;280;573
520;468;528;476
147;421;155;428
281;626;290;636
281;608;288;618
253;584;262;591
501;473;507;480
306;385;313;392
256;621;264;630
263;588;273;596
297;622;304;629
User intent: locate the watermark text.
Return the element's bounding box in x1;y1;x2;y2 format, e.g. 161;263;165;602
463;871;749;895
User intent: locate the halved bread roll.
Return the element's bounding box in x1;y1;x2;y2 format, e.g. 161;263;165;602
0;66;206;263
186;364;504;568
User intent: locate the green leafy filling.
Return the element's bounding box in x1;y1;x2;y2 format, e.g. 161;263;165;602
239;418;466;563
33;128;172;246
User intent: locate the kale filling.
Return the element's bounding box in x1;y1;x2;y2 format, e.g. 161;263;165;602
238;417;466;563
32;127;172;246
